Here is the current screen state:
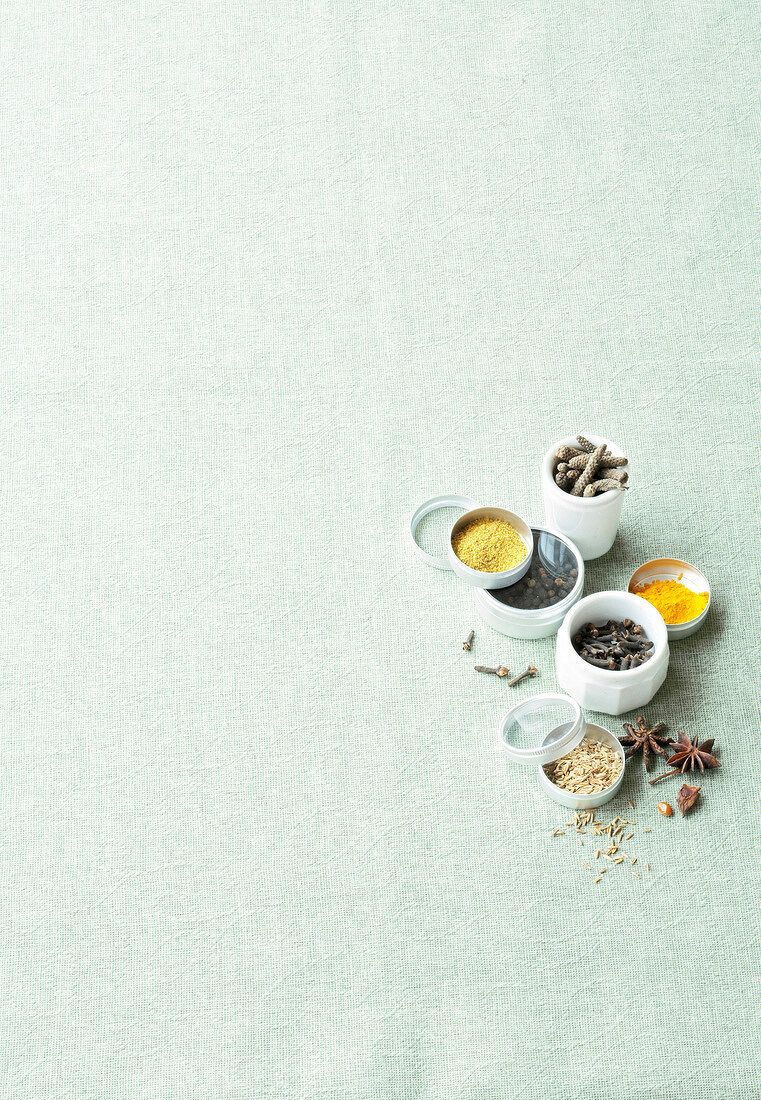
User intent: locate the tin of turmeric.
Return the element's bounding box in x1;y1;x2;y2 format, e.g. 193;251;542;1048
633;578;709;624
452;518;527;573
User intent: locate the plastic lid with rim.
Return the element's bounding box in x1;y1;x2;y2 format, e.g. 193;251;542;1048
498;692;584;766
485;527;582;613
408;494;479;570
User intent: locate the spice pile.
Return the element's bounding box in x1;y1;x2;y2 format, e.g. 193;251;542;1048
490;528;578;610
623;713;722;814
552;435;629;497
543;737;622;795
452;517;527;573
633;578;708;624
548;716;723;885
551;807;649;883
572;619;653;670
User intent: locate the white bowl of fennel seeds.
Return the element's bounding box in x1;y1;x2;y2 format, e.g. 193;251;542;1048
539;724;625;809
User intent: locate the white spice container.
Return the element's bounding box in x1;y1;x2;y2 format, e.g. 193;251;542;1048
536;723;626;810
540;434;627;560
472;525;584;639
627;557;711;641
498;692;626;809
556;591;669;715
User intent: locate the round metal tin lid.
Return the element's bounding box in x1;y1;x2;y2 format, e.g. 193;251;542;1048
498;692;584;765
408;494;479;569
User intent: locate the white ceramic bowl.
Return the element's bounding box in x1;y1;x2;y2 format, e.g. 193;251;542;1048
628;558;711;640
556;591;669;715
472;524;584;638
538;722;626;809
448;506;533;590
541;434;627;560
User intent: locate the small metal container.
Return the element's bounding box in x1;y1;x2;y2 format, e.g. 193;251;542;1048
408;495;533;589
472;525;584;638
448;506;533;589
537;722;626;810
628;558;711;640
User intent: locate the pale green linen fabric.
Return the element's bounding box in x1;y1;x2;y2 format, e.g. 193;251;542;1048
0;2;758;1097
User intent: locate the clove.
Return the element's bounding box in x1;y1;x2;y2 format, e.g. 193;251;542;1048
462;630;475;651
508;664;538;686
572;619;653;671
475;665;510;678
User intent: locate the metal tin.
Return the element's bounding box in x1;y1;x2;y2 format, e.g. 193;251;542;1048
409;495;532;589
628;557;711;640
472;525;584;638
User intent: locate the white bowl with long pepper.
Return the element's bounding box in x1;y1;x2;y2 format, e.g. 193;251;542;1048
541;433;627;560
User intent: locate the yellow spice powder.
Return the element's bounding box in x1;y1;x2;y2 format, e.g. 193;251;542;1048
452;518;527;573
633;578;709;624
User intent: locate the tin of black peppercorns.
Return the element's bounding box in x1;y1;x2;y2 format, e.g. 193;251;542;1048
490;529;578;610
472;527;584;639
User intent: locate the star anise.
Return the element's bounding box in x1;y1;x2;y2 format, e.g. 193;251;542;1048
649;731;721;784
677;784;701;815
620;715;669;770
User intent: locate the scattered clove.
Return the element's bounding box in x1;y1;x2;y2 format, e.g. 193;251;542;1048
508;664;538;686
474;665;510;678
462;630;475;651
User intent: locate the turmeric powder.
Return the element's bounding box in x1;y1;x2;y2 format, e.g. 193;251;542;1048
452;518;527;573
633;579;708;625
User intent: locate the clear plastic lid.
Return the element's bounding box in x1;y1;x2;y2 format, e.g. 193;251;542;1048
498;692;584;765
487;528;580;611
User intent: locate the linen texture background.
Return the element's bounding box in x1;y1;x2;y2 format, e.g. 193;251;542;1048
0;1;758;1097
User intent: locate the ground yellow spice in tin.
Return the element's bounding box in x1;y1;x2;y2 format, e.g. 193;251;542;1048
452;518;528;573
633;578;709;624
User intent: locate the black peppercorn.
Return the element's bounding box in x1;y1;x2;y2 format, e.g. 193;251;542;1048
488;529;579;612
